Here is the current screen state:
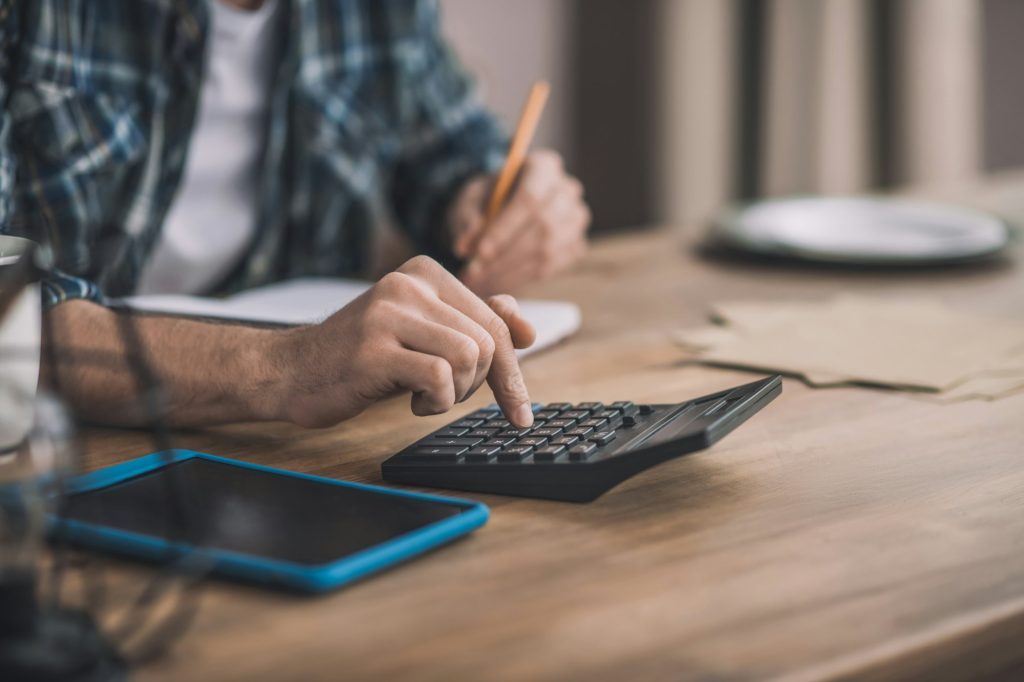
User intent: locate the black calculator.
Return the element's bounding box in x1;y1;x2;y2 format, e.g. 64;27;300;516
382;376;781;502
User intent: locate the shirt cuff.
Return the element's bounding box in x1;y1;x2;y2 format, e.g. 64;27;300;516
40;270;105;310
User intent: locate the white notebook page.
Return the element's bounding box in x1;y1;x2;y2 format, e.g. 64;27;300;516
122;277;581;359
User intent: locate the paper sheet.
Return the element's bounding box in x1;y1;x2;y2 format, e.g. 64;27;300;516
676;295;1024;401
123;278;581;359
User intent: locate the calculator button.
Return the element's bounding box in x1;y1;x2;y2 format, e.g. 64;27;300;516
531;427;563;438
435;427;469;438
568;443;597;461
451;419;485;429
467;410;499;421
466;446;500;462
567;426;594;438
551;435;579;447
576;402;604;412
518;436;549;448
501;428;532;437
593;410;623;426
546;419;576;429
420;437;484;448
590;431;617;446
533;445;567;462
488;419;511;429
610;401;638;415
498;446;533;462
580;419;608;430
535;410;560;421
638;405;655;415
531;403;545;413
467;428;499;438
485;437;516;447
562;410;589;421
622;414;639;427
410;446;467;461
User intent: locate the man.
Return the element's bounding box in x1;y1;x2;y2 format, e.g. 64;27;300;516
0;0;590;429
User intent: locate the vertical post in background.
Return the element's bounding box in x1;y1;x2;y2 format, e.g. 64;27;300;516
761;0;825;197
656;0;737;231
896;0;982;186
981;0;1024;172
734;0;768;201
815;0;871;194
868;0;901;189
569;0;660;233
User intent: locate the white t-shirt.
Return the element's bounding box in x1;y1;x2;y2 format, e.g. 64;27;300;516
137;0;283;295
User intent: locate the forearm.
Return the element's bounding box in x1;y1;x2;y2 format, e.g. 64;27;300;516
37;256;537;431
42;300;283;427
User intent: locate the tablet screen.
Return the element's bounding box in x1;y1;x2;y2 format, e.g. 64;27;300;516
63;458;465;565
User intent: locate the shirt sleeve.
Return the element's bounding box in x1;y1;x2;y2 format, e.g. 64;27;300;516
387;0;509;272
0;4;104;310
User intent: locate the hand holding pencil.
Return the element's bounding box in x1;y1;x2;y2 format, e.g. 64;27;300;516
447;81;592;297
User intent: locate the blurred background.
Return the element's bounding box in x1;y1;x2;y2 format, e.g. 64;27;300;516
441;0;1024;234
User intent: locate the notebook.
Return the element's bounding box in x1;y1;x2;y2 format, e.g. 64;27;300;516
122;278;581;359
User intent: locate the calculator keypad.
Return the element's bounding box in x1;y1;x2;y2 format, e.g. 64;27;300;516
403;400;651;465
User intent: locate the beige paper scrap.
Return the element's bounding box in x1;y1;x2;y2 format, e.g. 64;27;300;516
677;295;1024;401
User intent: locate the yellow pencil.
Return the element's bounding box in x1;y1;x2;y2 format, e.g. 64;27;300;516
485;80;551;223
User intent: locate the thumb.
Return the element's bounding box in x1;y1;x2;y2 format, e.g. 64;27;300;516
487;294;536;350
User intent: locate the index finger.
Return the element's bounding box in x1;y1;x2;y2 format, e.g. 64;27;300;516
399;257;534;428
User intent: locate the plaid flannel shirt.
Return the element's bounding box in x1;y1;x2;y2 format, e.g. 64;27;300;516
0;0;507;308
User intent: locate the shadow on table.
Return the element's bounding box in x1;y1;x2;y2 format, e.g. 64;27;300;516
694;242;1016;279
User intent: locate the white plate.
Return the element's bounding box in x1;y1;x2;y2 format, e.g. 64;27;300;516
712;197;1011;264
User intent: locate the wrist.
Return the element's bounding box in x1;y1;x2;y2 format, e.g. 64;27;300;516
235;325;295;422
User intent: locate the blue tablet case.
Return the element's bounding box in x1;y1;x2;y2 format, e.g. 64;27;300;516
51;450;490;593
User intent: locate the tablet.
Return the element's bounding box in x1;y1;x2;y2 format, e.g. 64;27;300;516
52;451;489;593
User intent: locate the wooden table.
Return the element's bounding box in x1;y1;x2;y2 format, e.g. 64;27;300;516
79;175;1024;681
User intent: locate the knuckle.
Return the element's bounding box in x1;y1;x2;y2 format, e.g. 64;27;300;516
488;293;514;309
375;271;409;297
452;334;480;370
429;357;452;385
533;149;563;170
474;330;496;362
365;298;400;328
400;255;439;277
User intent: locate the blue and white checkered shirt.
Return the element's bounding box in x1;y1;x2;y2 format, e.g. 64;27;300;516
0;0;507;308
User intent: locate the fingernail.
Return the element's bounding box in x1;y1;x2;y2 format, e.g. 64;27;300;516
513;403;534;428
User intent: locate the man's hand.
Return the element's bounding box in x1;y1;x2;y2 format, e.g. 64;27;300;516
45;257;535;430
448;150;591;297
268;256;536;429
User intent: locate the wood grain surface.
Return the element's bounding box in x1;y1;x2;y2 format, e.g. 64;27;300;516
73;175;1024;681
